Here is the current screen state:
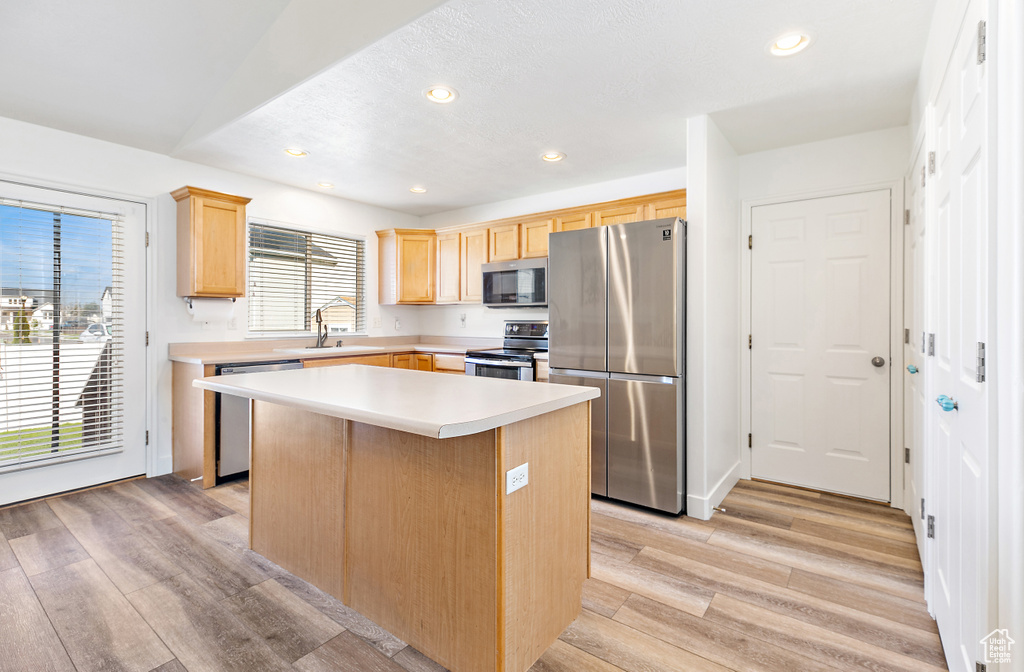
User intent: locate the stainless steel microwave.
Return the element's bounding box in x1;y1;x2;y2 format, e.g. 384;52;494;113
482;258;548;308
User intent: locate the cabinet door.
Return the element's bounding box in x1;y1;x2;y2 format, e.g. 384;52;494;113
489;224;520;261
193;196;246;296
433;353;465;373
414;353;434;371
645;195;686;221
461;229;489;303
391;353;414;369
520;218;553;258
553;212;592;232
436;232;461;303
593;204;645;227
303;354;391;368
397;233;435;303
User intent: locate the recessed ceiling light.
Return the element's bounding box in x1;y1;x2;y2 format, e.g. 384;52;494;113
541;152;566;162
284;148;309;157
425;86;458;104
410;186;427;193
770;33;810;56
317;182;334;189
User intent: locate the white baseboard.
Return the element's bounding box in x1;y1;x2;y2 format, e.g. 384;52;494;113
686;460;741;520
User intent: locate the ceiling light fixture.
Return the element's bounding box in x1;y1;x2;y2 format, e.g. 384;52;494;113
425;86;458;104
317;182;334;189
769;33;810;56
284;148;309;157
410;186;427;193
541;152;566;162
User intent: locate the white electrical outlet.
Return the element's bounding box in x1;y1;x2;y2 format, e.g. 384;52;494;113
506;462;529;494
372;315;382;328
459;313;467;328
394;317;401;331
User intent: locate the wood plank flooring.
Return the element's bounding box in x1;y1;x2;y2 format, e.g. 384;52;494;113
0;476;944;671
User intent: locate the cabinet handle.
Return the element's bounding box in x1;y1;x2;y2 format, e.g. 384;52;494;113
907;365;918;374
935;395;958;412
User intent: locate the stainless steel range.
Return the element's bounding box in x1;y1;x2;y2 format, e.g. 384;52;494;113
465;321;548;381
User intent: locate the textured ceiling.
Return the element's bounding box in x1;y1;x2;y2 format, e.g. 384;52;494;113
1;0;935;216
177;0;935;215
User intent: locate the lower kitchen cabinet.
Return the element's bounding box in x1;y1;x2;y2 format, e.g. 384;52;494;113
303;354;391;368
433;353;466;374
393;353;434;370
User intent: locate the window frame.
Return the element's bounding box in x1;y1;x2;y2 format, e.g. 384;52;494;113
245;218;368;339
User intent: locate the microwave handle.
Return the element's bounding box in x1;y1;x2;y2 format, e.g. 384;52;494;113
464;358;533;368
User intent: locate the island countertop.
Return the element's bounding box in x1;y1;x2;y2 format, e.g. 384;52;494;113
194;364;599;439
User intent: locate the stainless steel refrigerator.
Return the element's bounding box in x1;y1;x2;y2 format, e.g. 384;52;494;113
549;217;685;514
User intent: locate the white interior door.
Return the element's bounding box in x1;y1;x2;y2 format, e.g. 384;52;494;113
751;190;892;500
926;0;991;667
0;181;146;504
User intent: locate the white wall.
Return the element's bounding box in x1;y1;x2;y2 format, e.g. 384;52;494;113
417;167;687;337
684;115;740;519
739;126;910;200
0;116;424;475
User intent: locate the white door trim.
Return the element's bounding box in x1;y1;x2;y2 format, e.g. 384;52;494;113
740;179;905;507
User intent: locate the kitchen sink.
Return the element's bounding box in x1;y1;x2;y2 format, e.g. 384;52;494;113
273;345;386;355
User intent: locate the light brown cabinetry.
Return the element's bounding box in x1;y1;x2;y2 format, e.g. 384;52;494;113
536;359;550;382
594;204;646;227
461;228;489;303
377;229;436;304
488;224;520;262
553;212;592;232
436;232;461;304
520;218;554;258
645;194;687;220
433;353;466;374
391;353;434;370
172;186;251;298
303;354;391;368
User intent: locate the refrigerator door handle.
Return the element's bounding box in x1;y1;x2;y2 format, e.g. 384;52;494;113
609;372;677;385
551;368;610;379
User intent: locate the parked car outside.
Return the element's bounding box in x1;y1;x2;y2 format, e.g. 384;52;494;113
80;323;112;342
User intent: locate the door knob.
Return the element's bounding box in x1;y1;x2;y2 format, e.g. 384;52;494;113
907;365;918;374
936;395;958;411
871;356;886;367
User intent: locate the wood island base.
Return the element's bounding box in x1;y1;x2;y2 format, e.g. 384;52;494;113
248;399;591;672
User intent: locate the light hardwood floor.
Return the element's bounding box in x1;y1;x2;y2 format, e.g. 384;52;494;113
0;476;945;671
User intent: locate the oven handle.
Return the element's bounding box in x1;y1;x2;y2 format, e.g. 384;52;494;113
465;358;533;368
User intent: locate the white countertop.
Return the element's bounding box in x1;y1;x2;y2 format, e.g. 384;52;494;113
169;342;475;365
194;365;598;439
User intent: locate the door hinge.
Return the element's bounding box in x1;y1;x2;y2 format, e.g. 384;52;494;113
921;498;926;520
977;662;987;672
927;515;935;539
904;328;910;344
927;333;935;356
145;430;149;446
977;20;987;64
976;342;986;382
904;209;910;226
748;234;752;250
905;447;910;464
748;433;752;448
145;231;150;247
748;334;752;349
145;331;150;346
928;151;936;175
921;166;926;187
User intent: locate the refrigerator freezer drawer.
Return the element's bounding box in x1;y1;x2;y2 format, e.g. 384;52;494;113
607;374;684;513
550;370;608;496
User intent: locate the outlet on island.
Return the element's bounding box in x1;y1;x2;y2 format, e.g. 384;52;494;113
506;462;529;494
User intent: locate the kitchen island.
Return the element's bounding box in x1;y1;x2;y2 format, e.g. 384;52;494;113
194;365;598;672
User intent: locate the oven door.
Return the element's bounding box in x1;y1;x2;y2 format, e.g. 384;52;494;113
465;357;535;381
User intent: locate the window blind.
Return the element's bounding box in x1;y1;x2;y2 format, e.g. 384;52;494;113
0;201;124;469
248;222;365;334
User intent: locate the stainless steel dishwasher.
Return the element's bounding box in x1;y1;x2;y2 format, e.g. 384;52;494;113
215;360;303;478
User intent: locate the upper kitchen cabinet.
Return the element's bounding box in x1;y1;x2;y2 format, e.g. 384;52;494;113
378;229;436;304
489;223;520;262
594;204;645;227
553;212;592;232
461;228;489;303
173;186;251;297
645;194;687;220
520;218;554;258
436;232;461;304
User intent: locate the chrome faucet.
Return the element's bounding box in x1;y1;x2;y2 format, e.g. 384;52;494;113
315;309;328;348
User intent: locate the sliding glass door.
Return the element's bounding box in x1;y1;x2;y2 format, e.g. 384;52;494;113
0;181;146;504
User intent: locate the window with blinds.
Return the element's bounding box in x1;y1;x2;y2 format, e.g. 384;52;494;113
248;222;365;334
0;201;124;469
